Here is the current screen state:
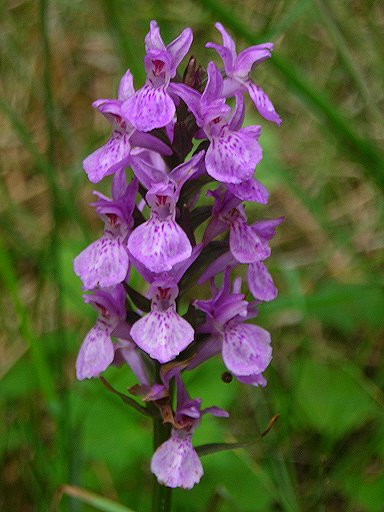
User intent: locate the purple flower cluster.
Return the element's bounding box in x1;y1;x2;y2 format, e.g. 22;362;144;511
74;21;282;489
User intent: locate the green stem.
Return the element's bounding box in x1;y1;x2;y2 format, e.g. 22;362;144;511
151;417;173;512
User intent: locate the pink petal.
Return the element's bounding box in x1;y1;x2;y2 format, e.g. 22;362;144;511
205;125;262;184
214;22;237;71
127;216;192;273
246;81;282;126
202;62;224;105
222;323;272;376
167;27;193;74
247;261;278;301
205;41;234;75
236;372;267;387
151;432;203;489
76;322;114;380
74;237;129;290
227;177;269;204
145;20;166;51
122;84;175;132
234;43;273;78
117;69;135;101
83;133;131;183
230;219;270;263
130;307;194;363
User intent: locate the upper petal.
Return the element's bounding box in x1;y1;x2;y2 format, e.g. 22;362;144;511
118;69;135;101
122;84;175;132
127;216;192;273
130;307;194;363
151;432;203;489
234;43;273;78
205;41;234;76
202;62;224;106
167;27;193;74
222;322;272;376
76;321;115;380
145;20;166;51
74;237;129;290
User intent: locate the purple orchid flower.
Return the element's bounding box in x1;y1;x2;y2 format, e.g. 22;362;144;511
203;185;271;264
83;70;171;184
206;22;281;126
172;62;263;184
121;21;193;132
201;213;283;301
194;268;272;384
74;172;137;290
76;284;127;380
151;371;228;489
129;246;202;363
127;151;204;273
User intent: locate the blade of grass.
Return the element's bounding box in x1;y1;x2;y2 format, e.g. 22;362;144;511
52;485;136;512
316;0;383;127
258;0;314;41
198;0;384;190
101;0;145;82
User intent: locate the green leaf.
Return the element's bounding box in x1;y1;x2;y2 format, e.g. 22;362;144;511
99;377;151;417
196;441;252;456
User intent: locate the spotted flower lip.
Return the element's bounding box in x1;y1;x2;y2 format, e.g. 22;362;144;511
206;22;282;126
130;284;195;363
121;21;193;132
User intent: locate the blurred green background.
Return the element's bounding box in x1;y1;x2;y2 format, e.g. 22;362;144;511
1;0;384;511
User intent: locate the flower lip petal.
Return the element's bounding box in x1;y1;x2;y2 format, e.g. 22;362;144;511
76;321;115;380
122;84;176;132
222;322;272;376
151;431;203;489
127;216;192;274
74;236;129;290
130;307;194;363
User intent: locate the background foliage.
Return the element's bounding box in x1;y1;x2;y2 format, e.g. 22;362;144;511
1;0;383;511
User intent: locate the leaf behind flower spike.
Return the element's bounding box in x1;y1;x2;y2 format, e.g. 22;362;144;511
99;377;151;417
196;414;279;456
